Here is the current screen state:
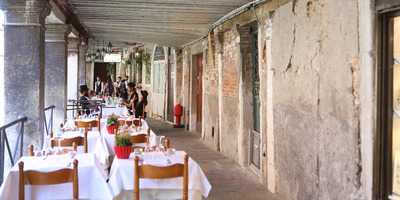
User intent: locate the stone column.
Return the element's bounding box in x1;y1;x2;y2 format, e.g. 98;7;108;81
0;0;50;150
45;24;70;125
67;38;79;102
78;41;87;86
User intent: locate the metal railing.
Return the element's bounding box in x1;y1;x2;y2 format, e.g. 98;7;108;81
67;99;105;118
43;105;55;140
0;117;28;185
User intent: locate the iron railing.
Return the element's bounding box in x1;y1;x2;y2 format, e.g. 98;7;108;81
43;105;55;139
66;99;105;118
0;117;28;185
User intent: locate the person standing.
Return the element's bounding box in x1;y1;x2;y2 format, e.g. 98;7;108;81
79;85;91;115
135;90;148;118
115;76;122;97
94;76;102;95
104;76;115;97
125;82;139;115
119;78;128;101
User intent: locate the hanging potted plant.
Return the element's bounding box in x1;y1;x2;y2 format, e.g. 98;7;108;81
106;114;119;134
114;133;132;159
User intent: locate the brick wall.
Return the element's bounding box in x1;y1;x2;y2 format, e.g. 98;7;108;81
222;30;239;98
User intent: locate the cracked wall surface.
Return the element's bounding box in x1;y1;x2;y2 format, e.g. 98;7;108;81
272;0;362;199
178;0;372;199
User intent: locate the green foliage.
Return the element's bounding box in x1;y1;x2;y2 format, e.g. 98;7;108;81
107;115;118;125
115;134;132;147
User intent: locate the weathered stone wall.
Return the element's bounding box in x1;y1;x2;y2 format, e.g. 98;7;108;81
271;0;362;199
202;32;220;149
178;0;372;199
219;29;241;161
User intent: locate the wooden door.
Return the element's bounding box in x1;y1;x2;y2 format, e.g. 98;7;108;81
196;54;203;131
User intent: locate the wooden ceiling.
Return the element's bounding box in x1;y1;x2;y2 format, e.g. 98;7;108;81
61;0;254;47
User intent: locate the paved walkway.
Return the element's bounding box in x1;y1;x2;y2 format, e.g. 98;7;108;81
147;118;278;200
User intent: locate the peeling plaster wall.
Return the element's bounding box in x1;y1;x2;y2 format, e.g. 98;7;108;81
202;32;221;150
177;0;374;199
272;0;363;199
219;28;241;161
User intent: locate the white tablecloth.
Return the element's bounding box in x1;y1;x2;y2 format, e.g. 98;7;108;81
102;106;129;117
51;118;153;167
108;151;211;200
0;154;113;200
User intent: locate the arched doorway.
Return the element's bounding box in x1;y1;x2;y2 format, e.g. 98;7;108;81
152;46;166;118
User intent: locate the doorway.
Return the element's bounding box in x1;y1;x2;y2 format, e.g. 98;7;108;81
152;47;166;119
194;53;203;132
249;23;261;169
167;49;175;122
93;63;116;89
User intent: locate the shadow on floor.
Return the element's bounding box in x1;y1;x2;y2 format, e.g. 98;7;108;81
147;118;278;200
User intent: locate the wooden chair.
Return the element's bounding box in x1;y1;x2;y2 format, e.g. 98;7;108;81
18;159;79;200
130;134;148;150
75;118;101;133
134;154;189;200
50;137;85;153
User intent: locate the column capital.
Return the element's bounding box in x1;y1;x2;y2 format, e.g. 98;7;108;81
68;37;80;52
45;24;71;43
1;0;51;26
79;40;88;51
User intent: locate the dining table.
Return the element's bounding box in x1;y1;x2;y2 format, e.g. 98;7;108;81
109;151;211;200
0;105;212;199
46;116;155;168
0;153;114;200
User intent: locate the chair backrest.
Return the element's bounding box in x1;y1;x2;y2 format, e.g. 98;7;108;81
75;119;100;132
133;154;189;200
18;159;79;200
130;134;148;144
50;136;86;153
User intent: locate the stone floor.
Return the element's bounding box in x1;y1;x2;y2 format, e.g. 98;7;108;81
147;118;278;200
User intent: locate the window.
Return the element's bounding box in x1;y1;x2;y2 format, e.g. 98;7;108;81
380;12;400;200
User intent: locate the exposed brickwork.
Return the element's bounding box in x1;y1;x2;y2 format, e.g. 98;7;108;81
204;32;218;96
222;29;239;98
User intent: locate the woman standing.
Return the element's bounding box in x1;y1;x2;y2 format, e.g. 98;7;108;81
126;82;138;115
135;90;148;118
